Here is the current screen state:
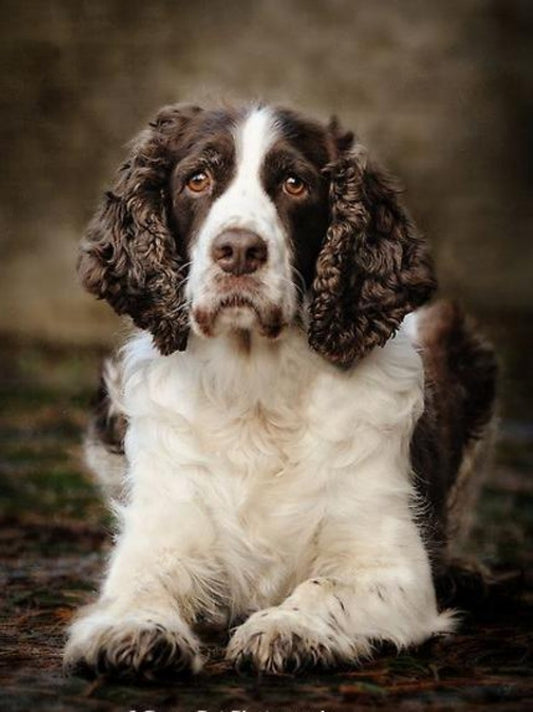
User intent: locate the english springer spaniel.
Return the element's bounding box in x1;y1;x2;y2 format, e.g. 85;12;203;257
64;103;497;679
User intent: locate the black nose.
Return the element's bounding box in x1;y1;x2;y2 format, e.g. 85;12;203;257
211;230;268;275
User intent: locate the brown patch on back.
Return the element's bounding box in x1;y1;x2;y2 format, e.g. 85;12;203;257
411;300;498;570
419;300;497;461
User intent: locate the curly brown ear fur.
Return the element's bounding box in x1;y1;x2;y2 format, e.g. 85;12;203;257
78;104;203;355
309;147;436;367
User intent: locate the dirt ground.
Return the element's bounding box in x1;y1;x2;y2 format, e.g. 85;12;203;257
1;315;531;711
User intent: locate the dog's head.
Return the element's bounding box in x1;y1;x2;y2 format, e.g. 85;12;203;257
79;104;435;366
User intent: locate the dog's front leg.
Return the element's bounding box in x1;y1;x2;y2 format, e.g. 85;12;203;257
227;464;455;673
64;447;222;679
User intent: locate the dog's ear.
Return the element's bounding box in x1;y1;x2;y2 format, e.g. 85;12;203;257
308;143;436;367
78;104;203;355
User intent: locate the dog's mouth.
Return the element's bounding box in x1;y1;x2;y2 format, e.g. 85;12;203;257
192;292;285;340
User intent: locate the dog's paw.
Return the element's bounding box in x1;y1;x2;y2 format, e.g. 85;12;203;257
63;613;203;680
226;607;363;674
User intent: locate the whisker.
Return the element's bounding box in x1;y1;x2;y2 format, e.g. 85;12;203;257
291;266;308;298
277;272;307;303
172;301;191;316
174;276;190;293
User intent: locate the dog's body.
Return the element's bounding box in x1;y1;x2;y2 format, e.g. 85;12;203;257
64;104;496;678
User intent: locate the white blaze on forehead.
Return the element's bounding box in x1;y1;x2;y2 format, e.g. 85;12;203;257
186;104;295;319
232;106;280;186
191;106;285;248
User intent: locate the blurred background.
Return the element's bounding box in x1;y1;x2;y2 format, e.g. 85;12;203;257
1;0;532;346
1;2;532;706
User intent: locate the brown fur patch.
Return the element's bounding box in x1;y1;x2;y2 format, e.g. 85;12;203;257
309;151;436;367
78;104;205;355
411;300;498;571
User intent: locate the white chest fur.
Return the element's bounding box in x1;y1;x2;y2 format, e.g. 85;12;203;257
117;325;424;616
67;320;453;679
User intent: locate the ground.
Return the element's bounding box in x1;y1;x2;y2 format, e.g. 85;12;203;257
1;315;532;711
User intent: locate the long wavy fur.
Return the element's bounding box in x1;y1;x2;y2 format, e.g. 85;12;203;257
78;104;202;354
309;147;436;367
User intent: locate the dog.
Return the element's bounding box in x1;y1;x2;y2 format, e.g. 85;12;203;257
64;103;497;678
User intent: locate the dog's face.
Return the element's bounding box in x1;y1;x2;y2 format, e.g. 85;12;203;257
171;107;333;341
79;103;436;366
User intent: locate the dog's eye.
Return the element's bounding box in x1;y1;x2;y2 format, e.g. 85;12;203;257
186;170;212;194
283;174;307;197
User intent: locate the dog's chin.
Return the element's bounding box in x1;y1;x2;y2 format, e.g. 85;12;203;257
192;297;286;341
216;305;259;332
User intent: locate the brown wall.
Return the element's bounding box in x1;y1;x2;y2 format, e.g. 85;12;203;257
1;0;531;344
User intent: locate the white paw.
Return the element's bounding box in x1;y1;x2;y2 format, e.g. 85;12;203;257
63;610;203;679
226;606;366;674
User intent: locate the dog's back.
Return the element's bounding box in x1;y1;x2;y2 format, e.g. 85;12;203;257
412;301;498;565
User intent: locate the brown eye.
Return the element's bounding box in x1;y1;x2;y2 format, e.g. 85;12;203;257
186;170;212;193
283;174;306;197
